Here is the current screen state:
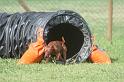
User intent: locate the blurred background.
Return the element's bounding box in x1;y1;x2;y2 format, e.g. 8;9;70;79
0;0;124;62
0;0;123;38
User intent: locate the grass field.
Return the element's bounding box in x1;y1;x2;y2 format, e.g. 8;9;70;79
0;0;124;82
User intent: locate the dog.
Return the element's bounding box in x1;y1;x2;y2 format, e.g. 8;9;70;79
44;37;67;64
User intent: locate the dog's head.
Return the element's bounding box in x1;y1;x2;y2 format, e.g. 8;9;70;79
44;45;54;58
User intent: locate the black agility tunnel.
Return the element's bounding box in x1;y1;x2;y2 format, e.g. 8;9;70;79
0;10;92;63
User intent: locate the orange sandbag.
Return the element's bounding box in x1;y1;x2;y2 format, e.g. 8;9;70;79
17;28;45;64
89;45;111;64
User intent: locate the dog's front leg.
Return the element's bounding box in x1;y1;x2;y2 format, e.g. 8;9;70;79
63;51;66;65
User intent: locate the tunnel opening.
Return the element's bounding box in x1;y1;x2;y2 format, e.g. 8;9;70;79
45;23;84;59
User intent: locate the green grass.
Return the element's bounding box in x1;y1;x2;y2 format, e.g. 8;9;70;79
0;0;124;82
0;59;124;82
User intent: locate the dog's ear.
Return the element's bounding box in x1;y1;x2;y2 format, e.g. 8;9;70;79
62;36;65;43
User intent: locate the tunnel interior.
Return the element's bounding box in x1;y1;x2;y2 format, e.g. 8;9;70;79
45;23;84;59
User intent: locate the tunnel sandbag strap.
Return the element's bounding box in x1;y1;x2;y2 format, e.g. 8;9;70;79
17;36;45;64
88;45;111;64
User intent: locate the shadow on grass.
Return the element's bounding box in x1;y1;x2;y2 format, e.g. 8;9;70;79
110;58;118;63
